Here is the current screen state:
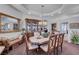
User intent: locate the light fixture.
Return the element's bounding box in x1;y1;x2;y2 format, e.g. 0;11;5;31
39;21;42;25
43;21;47;25
41;5;44;27
39;5;47;26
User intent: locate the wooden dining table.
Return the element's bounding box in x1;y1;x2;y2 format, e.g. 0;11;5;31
0;46;5;54
29;36;49;46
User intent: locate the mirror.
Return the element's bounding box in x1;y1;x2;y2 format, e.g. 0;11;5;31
0;13;21;33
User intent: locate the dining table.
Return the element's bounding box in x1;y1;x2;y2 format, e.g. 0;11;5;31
29;36;49;46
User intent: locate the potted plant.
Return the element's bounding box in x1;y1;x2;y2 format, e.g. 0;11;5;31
71;32;79;44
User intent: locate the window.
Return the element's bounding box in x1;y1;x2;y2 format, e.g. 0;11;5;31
60;22;68;34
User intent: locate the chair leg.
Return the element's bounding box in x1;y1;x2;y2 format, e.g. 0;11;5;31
27;51;28;55
48;52;51;55
47;53;50;55
61;45;62;52
26;49;28;55
6;47;9;53
56;47;59;55
53;48;56;55
35;48;40;54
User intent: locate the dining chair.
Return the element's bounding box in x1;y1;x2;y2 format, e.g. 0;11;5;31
24;35;38;55
25;32;34;42
40;34;57;55
58;33;65;52
55;34;60;54
55;33;65;54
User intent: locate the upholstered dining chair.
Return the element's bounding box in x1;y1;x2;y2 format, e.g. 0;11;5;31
40;34;57;55
24;35;38;55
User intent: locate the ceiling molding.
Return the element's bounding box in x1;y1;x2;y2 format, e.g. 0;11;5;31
10;4;28;14
44;4;65;16
10;4;65;17
8;4;79;20
8;4;22;13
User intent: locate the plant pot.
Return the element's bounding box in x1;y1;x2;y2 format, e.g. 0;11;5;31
72;41;79;44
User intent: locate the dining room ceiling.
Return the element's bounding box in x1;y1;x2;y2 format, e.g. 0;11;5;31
9;4;79;19
22;4;62;14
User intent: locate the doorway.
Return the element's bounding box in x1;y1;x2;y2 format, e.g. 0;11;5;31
51;23;57;31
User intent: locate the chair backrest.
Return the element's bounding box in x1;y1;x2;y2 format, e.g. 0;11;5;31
26;32;34;37
59;33;65;45
24;35;29;50
48;34;57;52
24;33;30;42
42;33;64;53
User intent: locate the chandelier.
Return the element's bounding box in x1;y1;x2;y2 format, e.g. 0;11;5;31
39;5;47;26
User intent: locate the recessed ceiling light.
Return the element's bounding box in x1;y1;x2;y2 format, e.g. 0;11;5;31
41;5;45;7
28;12;31;15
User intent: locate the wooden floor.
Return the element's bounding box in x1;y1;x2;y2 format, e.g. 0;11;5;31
7;41;79;55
